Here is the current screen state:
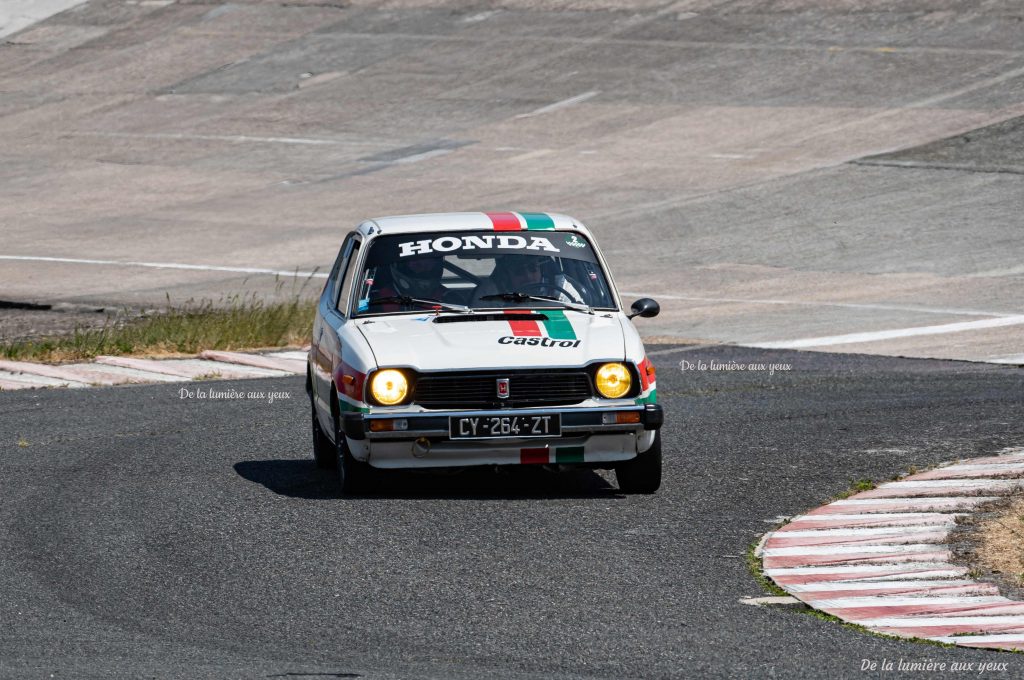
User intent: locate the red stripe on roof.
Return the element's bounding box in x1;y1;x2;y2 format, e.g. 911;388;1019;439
486;212;521;231
504;310;542;337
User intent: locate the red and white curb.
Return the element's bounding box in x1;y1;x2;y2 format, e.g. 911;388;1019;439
759;448;1024;651
0;349;308;390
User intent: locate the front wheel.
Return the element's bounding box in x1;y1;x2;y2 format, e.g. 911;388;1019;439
336;424;375;495
615;431;662;494
311;405;336;469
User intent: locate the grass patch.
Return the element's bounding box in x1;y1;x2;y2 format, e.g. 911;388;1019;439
833;478;877;500
0;289;317;364
972;496;1024;588
745;542;788;597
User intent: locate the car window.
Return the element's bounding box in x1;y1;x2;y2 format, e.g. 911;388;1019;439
336;240;361;316
323;238;348;301
353;231;616;315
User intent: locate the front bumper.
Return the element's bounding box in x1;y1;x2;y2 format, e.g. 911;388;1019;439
341;404;663;469
342;403;663;441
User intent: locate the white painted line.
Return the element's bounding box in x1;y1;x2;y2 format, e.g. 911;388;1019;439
75;363;185;383
909;467;1024;480
174;360;292;379
96;355;211;379
199;350;305;374
772;526;950;538
739;596;801;606
515;91;600;118
748;315;1024;349
878;479;1020;489
645;344;720;357
265;350;310;362
913;463;1024;473
0;360;128;385
933;634;1024;644
0;0;91;39
297;71;345;90
0;370;86;388
461;10;499;23
65;131;377;147
787;513;962;522
0;256;327;279
617;291;1021;319
763;544;943;557
391;148;457;164
965;452;1024;465
861;615;1024;628
827;497;1000;506
816;596;1010;608
788;580;981;593
989;354;1024;364
765;565;965;578
0;379;34;390
784;514;962;529
770;533;949;548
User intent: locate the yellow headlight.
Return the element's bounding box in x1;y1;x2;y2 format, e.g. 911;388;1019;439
595;363;631;399
370;369;408;405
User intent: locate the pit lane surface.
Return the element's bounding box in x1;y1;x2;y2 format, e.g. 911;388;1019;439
2;346;1023;679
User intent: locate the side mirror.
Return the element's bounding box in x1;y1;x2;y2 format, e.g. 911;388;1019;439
628;298;660;319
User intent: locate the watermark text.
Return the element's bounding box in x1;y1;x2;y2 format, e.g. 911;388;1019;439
178;387;292;404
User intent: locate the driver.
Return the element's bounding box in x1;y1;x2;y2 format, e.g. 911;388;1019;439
369;256;446;311
390;257;445;299
472;254;575;307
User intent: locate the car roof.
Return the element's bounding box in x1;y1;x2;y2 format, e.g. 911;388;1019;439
357;211;589;237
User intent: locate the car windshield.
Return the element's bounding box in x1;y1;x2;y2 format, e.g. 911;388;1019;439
352;230;617;316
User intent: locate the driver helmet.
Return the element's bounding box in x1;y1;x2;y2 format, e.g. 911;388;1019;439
494;254;548;288
389;256;443;298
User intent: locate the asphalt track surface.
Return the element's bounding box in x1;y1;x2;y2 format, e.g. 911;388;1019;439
3;346;1024;679
2;1;1023;677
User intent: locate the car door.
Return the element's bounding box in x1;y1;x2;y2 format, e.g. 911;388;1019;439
312;233;359;427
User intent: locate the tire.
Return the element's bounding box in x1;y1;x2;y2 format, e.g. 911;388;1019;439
335;421;375;495
615;431;662;494
311;404;336;469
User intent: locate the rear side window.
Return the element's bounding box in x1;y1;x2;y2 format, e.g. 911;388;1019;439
336;241;361;316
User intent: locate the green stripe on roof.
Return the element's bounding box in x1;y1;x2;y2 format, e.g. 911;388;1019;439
555;446;585;463
519;212;555;230
541;309;576;340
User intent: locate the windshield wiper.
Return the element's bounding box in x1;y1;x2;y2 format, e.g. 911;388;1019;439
365;295;472;314
479;292;593;314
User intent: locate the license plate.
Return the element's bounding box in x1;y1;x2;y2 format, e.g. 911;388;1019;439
449;414;561;440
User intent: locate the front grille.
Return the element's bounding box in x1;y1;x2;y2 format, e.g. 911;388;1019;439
414;370;592;409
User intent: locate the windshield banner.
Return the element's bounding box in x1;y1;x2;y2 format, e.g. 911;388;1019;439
366;231;600;265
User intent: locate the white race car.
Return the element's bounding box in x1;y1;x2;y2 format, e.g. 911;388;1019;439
307;212;663;494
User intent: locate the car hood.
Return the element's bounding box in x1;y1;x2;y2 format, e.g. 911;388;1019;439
355;310;625;371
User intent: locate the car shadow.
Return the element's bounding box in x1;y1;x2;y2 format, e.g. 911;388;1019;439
233;459;624;500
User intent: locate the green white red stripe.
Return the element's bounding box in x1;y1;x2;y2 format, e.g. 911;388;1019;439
485;211;557;231
503;309;578;340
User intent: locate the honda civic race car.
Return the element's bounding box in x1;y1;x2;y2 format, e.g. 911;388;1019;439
307;212;663;494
